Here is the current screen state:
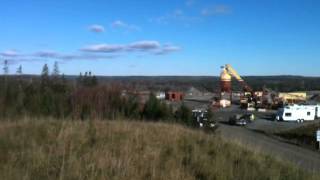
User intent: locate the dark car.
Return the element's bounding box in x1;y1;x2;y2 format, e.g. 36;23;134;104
229;113;255;126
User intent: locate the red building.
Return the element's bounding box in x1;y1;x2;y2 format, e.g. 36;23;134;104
165;91;184;101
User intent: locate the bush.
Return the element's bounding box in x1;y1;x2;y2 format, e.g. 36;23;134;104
175;104;193;126
142;94;172;121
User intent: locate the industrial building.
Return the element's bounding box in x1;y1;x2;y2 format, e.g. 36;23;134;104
166;91;184;101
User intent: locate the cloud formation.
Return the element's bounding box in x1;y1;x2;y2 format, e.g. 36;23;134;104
80;40;181;55
111;20;140;31
0;50;19;57
201;5;232;16
151;3;232;25
35;50;59;58
128;41;160;50
155;45;181;55
151;9;201;25
81;44;125;53
88;24;105;33
1;41;180;65
34;50;116;61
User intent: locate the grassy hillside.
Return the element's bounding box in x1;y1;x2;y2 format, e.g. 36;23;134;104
276;123;320;150
0;120;318;180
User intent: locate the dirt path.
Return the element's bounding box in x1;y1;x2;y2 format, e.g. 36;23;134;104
218;124;320;171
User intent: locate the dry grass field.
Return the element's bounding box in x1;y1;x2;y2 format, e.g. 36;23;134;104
0;119;318;180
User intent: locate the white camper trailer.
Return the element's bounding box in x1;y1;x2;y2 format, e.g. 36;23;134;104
276;105;317;123
315;105;320;119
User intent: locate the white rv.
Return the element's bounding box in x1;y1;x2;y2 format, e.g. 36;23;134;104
276;105;319;123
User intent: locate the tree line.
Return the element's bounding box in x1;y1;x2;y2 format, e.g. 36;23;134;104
0;61;195;126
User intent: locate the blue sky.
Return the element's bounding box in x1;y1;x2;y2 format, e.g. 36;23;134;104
1;0;320;76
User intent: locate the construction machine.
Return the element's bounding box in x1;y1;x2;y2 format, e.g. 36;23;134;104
224;64;253;93
221;64;256;109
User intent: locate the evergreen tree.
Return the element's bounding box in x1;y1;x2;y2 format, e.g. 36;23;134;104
175;104;193;126
3;60;9;75
77;72;83;86
143;93;171;121
61;73;66;83
91;75;98;86
41;64;50;87
41;64;49;77
52;61;60;76
16;65;23;75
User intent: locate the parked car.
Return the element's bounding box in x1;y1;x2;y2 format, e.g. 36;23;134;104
229;113;255;126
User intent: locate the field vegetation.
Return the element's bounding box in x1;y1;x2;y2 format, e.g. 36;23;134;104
276;123;320;150
0;119;318;180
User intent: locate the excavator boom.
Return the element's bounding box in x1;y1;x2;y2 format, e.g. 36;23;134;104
224;64;253;92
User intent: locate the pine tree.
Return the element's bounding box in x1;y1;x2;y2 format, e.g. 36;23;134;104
41;64;50;86
16;65;22;75
77;72;83;86
42;64;49;76
52;61;60;76
3;60;9;75
40;64;53;115
175;104;193;126
91;75;98;86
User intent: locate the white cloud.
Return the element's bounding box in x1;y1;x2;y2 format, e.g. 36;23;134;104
0;50;19;57
128;41;161;50
155;45;181;55
2;40;180;64
151;9;201;25
35;50;59;58
80;44;125;53
201;5;232;16
80;41;181;56
88;24;105;33
111;20;140;31
34;50;117;61
59;54;116;61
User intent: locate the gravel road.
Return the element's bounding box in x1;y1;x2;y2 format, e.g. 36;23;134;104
217;123;320;171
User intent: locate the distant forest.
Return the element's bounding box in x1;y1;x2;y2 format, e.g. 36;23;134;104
79;75;320;92
2;75;320;93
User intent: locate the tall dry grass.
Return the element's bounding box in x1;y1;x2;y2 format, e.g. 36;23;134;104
0;119;318;180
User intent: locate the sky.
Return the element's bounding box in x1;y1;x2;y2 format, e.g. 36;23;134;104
1;0;320;76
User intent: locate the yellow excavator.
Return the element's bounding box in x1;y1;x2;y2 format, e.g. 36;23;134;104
224;64;253;93
222;64;256;109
